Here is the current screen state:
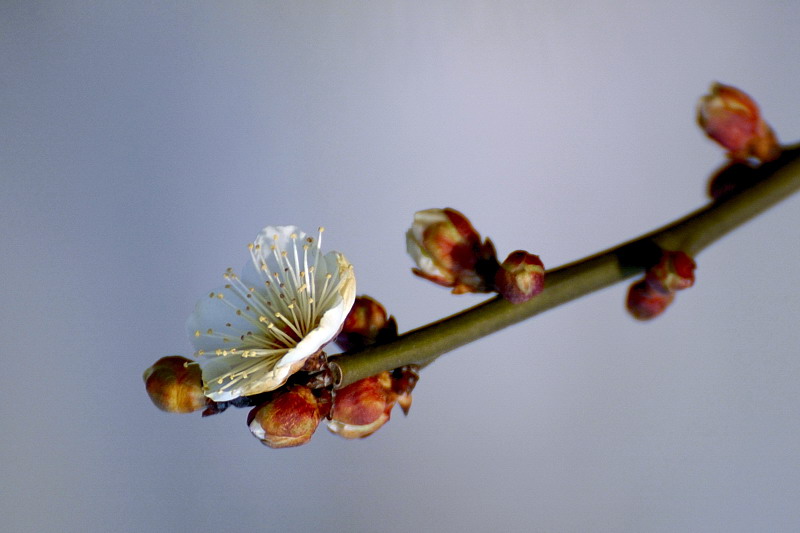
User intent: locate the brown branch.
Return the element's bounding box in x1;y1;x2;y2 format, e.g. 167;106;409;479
330;146;800;388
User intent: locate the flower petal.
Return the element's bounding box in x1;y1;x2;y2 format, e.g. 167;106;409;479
281;252;355;368
186;284;260;353
186;225;356;402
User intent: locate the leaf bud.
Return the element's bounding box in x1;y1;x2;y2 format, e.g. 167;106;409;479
494;250;545;304
143;356;207;414
247;385;321;448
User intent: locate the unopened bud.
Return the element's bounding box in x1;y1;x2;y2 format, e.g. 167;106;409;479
143;356;207;413
645;251;696;293
697;82;780;162
626;279;674;321
406;208;498;294
328;372;396;439
707;161;758;200
494;250;545;304
247;385;321;448
335;295;398;352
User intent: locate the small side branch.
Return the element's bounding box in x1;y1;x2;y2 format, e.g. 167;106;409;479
331;146;800;388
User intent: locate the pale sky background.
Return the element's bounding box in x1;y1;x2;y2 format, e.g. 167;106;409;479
2;2;800;532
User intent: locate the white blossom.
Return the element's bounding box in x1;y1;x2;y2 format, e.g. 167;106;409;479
187;226;355;402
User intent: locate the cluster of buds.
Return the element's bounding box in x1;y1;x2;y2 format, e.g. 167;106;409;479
407;208;545;304
245;295;417;447
144;292;420;449
626;250;696;320
246;366;419;447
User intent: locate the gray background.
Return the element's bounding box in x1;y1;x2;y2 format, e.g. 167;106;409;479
3;2;800;532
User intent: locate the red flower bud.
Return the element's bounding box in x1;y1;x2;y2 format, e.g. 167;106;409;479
697;83;780;162
335;295;398;352
707;161;758;200
494;250;545;304
328;372;396;439
143;356;207;414
645;251;696;293
406;208;498;294
626;279;674;321
247;385;321;448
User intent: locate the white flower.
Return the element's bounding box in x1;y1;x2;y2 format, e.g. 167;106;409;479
186;226;356;402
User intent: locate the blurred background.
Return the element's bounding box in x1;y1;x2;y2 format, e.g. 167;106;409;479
3;2;800;532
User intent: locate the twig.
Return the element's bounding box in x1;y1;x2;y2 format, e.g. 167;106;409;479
331;146;800;388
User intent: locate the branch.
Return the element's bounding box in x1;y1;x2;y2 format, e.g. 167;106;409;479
331;146;800;388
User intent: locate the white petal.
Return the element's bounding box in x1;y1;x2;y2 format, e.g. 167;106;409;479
241;225;307;287
409;208;449;244
186;285;259;353
406;227;449;279
186;226;355;402
277;252;355;370
197;349;292;402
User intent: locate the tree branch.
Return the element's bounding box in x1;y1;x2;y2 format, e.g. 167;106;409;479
330;146;800;388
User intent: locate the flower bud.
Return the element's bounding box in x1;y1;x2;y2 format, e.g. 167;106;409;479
247;385;321;448
328;372;396;439
143;356;207;413
406;208;498;294
707;161;758;200
626;279;674;320
645;250;696;293
697;82;780;162
494;250;545;304
335;295;398;352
